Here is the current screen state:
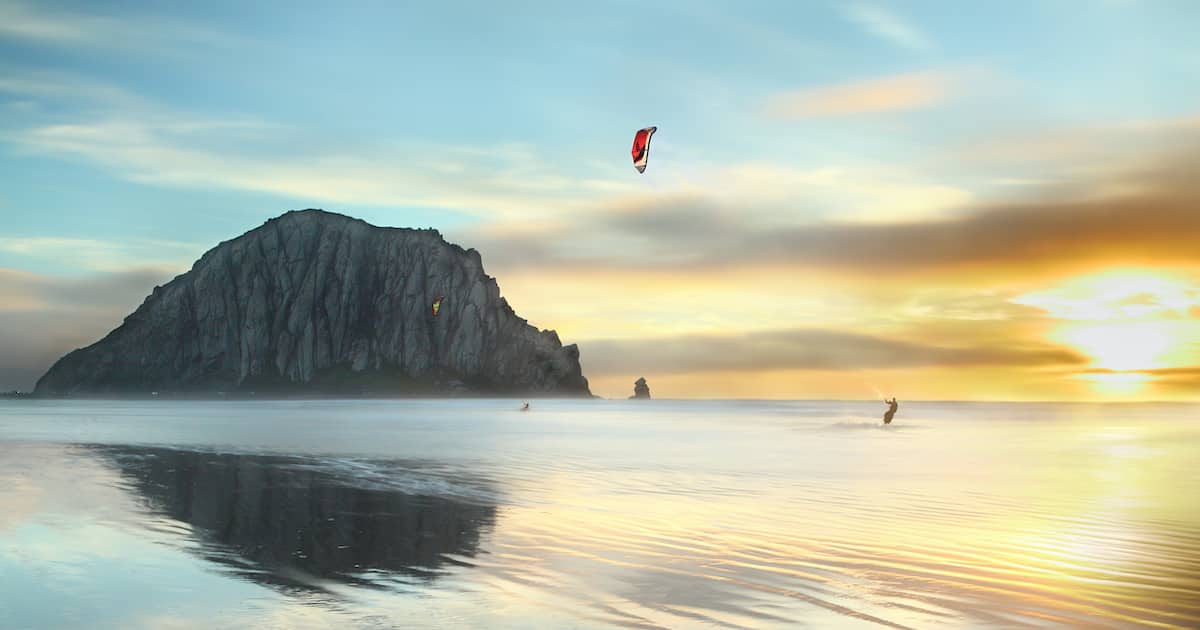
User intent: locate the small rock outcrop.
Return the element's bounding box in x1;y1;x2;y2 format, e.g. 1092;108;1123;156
35;209;591;397
630;377;651;399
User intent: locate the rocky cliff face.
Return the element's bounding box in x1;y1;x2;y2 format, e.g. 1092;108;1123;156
35;209;591;397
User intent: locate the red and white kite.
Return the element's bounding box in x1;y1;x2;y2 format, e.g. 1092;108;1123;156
631;126;657;174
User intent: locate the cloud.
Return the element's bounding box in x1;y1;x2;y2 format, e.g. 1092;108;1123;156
0;71;137;105
0;66;648;222
0;0;241;51
1081;366;1200;391
944;113;1200;180
467;144;1200;276
4;69;970;227
0;236;203;272
645;162;973;225
840;4;933;52
4;69;966;233
1144;367;1200;391
11;116;632;221
0;267;172;391
765;71;951;118
0;0;95;43
578;328;1085;376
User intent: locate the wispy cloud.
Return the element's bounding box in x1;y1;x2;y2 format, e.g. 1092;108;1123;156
12;83;968;228
10;115;637;221
468;142;1200;276
3;68;968;233
0;0;241;51
765;71;951;118
0;0;93;43
0;71;137;105
1079;366;1200;392
946;113;1200;179
0;236;203;273
580;328;1084;376
840;3;934;52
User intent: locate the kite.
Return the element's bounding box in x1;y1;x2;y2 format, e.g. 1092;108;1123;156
631;126;657;174
431;295;444;317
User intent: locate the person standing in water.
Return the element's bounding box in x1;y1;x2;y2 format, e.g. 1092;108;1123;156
882;398;898;425
521;401;530;411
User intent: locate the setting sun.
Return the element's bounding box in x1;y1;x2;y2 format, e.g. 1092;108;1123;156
1058;322;1173;371
1014;268;1200;396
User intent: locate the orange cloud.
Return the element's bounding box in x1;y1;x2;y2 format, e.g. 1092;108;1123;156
471;144;1200;280
1079;367;1200;393
765;71;950;118
578;328;1085;376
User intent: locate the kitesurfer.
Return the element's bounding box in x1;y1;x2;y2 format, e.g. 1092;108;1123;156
882;398;898;425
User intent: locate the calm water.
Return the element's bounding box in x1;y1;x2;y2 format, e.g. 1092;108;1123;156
0;399;1197;629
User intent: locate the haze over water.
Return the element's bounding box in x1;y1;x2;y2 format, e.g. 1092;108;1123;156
1;399;1197;629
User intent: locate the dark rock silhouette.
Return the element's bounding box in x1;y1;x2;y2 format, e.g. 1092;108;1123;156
89;445;496;594
35;209;590;397
630;377;651;399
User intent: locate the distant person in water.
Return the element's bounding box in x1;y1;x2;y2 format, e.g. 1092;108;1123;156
521;401;530;411
883;398;898;425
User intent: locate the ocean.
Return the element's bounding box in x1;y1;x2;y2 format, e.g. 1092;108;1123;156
1;399;1197;629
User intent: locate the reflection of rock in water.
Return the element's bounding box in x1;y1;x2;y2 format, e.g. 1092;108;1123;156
88;446;496;594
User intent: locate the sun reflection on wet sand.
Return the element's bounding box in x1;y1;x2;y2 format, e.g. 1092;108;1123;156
1;400;1198;628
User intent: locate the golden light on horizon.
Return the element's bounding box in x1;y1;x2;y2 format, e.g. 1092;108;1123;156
1014;267;1200;397
1074;371;1154;396
495;262;1200;401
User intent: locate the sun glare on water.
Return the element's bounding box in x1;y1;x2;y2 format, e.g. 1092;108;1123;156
1014;269;1200;397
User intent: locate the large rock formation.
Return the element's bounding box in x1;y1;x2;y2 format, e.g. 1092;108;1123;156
630;377;651;399
35;209;591;397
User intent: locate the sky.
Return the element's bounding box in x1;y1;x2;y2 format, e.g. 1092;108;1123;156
1;0;1198;400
